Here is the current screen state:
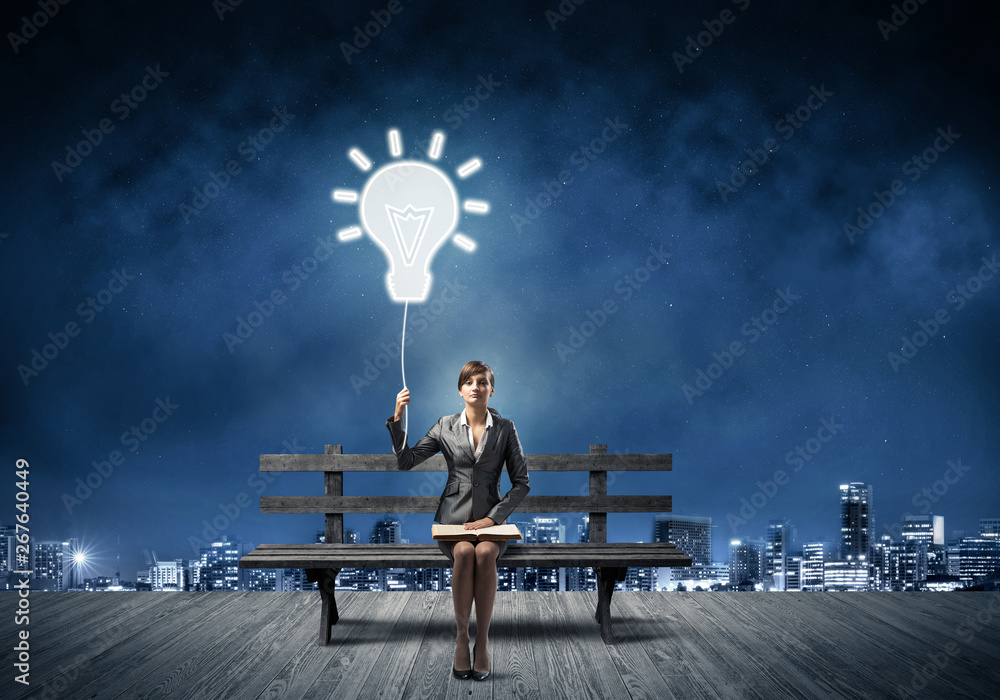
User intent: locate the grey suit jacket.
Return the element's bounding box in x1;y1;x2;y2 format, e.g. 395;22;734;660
386;413;530;525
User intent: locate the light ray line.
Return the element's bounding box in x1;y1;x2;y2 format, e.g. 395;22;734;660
388;129;402;157
332;189;358;203
428;131;445;160
452;234;476;252
348;148;372;171
463;199;490;214
457;158;482;178
337;226;363;241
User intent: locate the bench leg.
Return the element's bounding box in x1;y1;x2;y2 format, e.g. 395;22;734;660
306;568;341;645
594;567;628;644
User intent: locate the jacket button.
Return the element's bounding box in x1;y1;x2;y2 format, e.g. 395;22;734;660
474;481;479;486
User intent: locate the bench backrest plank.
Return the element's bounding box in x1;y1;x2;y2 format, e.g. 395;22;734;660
260;444;673;546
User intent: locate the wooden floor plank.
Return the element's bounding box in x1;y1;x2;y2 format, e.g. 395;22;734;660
358;590;439;699
523;591;628;700
255;591;410;700
667;591;822;698
802;592;1000;698
2;592;233;699
399;591;473;700
757;592;968;699
629;592;765;699
119;592;290;700
298;591;413;699
22;590;130;639
491;590;540;699
3;590;999;700
85;592;285;700
553;592;632;699
612;593;715;699
593;592;679;700
688;592;871;699
31;592;204;662
169;592;319;700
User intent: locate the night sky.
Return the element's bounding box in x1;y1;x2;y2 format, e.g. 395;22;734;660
2;0;998;580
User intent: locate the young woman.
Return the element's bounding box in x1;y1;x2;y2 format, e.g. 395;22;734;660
386;360;530;681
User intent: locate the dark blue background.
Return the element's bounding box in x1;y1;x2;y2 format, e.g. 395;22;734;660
2;0;997;579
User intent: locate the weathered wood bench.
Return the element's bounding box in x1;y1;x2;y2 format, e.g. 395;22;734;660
239;443;691;645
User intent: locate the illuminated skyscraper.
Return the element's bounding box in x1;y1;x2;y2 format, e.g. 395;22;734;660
194;538;244;591
371;518;402;543
566;515;597;592
801;542;827;591
520;517;565;591
765;519;794;591
729;538;765;586
32;541;65;591
840;483;872;561
980;518;1000;538
654;515;711;565
957;537;1000;585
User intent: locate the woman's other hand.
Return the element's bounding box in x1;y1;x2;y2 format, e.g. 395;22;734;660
393;387;410;421
464;517;496;530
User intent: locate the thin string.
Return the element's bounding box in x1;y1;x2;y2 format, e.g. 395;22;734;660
401;300;408;447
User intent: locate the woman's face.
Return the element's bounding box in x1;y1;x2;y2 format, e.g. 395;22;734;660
460;372;493;407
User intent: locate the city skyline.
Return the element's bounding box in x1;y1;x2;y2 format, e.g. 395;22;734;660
7;493;997;590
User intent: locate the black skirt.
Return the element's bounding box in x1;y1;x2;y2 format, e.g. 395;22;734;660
437;537;509;564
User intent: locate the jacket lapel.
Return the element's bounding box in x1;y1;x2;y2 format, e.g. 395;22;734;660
476;420;501;465
450;414;475;465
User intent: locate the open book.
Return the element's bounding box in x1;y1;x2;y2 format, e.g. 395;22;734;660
432;523;523;542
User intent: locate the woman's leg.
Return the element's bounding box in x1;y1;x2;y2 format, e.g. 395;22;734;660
472;541;499;672
451;541;476;670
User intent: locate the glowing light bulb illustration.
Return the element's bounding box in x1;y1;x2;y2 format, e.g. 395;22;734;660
334;128;489;302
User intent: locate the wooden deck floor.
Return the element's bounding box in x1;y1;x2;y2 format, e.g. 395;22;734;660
2;590;998;699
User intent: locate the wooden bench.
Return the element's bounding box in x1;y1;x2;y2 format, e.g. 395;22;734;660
239;443;692;645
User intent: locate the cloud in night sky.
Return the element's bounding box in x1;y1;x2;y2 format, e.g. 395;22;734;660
1;0;998;577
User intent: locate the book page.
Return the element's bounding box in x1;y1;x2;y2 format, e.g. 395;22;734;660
431;523;522;541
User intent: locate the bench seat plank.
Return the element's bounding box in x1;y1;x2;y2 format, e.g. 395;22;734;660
239;543;693;570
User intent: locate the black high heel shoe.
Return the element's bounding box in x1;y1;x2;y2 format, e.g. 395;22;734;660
472;645;491;681
453;644;472;680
